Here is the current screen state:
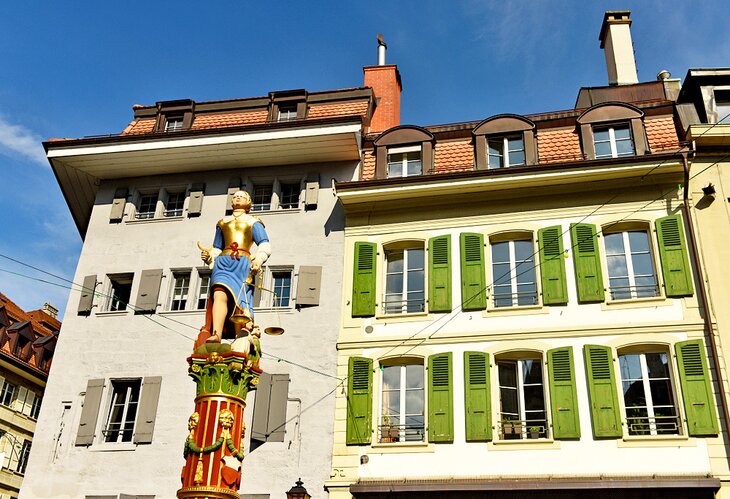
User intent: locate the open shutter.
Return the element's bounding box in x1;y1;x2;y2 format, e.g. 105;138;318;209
548;347;580;439
134;376;162;444
428;235;452;313
187;182;205;217
460;233;486;311
109;187;128;222
346;357;372;445
464;351;491;441
305;173;319;209
251;373;290;450
352;242;376;317
428;353;453;442
78;274;98;316
656;215;694;297
583;345;622;438
295;265;322;306
675;340;719;436
570;223;605;302
538;226;568;305
135;269;162;313
76;379;105;446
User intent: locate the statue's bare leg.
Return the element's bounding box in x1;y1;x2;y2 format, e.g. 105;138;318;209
208;289;228;343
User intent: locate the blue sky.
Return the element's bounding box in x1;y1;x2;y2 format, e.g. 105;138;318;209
1;0;728;318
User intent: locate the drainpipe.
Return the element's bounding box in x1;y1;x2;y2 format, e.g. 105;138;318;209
681;150;730;437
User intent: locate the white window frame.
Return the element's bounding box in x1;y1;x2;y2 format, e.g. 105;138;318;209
379;360;425;443
387;145;422;178
593;124;635;159
195;270;211;310
488;135;526;168
0;381;16;407
135;191;159;220
130;186;190;221
497;356;548;440
162;189;186;217
713;87;730;124
250;178;303;212
277;105;297;122
603;229;659;300
490;238;538;308
256;266;295;309
105;273;134;312
101;378;142;444
16;439;30;475
29;394;41;420
164;117;184;132
618;350;680;436
169;271;191;311
383;245;426;315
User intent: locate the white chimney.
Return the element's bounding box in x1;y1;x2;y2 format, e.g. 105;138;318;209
377;34;387;66
599;10;639;86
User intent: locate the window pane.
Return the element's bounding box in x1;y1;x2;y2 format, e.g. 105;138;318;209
649;379;673;406
619;353;642;380
613;127;631;140
382;366;400;390
604;232;624;255
508;149;525;166
406;158;422;176
646;353;669;378
165;192;185;217
498;362;517;388
488;139;504;168
386;274;403;294
252;185;273;211
491;241;509;265
273;271;291;307
507;137;525;166
406;364;424;389
280;183;300;209
594;129;610;142
407;248;424;270
386;251;403;273
137;194;157;219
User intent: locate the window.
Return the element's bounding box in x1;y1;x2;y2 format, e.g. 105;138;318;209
619;350;679;436
169;272;191;311
13;335;30;358
106;274;133;312
384;246;425;314
272;271;292;307
0;381;16;407
252;184;273;211
604;230;659;300
136;193;158;220
164;191;185;217
387;147;422;178
380;362;425;443
488;136;525;168
16;440;30;474
30;395;41;420
593;125;635;159
279;183;300;209
164;117;184;132
491;239;538;307
256;268;294;308
498;357;548;440
102;379;141;443
277;105;297;122
196;272;210;310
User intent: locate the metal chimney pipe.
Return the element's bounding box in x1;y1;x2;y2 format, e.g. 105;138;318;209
377;34;387;66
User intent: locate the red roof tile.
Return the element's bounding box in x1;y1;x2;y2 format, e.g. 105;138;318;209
537;127;584;164
433;140;473;173
646;117;680;152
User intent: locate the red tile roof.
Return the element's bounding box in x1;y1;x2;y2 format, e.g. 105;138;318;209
646;117;680;152
433;140;473;174
537;127;585;164
0;292;59;375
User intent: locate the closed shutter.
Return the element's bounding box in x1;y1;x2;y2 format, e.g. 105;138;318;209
187;182;205;217
675;340;719;436
134;269;162;313
547;347;580;439
78;274;98;316
109;187;128;222
428;353;453;442
655;215;694;297
538;226;568;305
133;376;162;444
464;351;491;441
428;235;452;313
570;224;605;302
346;357;372;445
295;266;322;306
583;345;622;438
76;379;105;446
352;242;377;317
460;233;486;311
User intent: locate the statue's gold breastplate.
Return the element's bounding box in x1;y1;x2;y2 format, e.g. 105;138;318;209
218;216;255;251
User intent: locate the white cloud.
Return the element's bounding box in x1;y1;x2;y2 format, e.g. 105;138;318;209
0;115;47;166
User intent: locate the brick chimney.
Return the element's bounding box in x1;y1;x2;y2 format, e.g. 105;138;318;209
599;10;639;86
364;34;402;133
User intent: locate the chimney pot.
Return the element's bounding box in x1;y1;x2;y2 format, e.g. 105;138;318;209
377;34;387;66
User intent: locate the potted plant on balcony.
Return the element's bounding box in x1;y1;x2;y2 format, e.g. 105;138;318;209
381;415;399;443
501;419;514;435
529;426;541;439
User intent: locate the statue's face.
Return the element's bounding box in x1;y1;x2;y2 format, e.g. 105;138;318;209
231;191;252;211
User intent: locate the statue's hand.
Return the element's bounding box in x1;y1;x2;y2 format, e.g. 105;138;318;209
250;257;262;274
201;250;210;264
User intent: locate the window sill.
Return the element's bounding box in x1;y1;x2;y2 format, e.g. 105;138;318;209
95;310;130;317
482;304;548;317
250;207;301;215
158;309;205;316
375;311;431;323
89;442;138;452
618;435;694;447
126;215;185;225
601;296;671;311
489;438;560;450
256;307;295;313
370;441;434;453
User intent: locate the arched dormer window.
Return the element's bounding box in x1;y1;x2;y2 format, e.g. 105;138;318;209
473;115;537;170
577;102;648;160
373;126;434;179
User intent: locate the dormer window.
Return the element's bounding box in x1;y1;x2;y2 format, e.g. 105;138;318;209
488;135;526;168
387;146;422;178
715;90;730;123
593;124;635;159
577;103;647;160
154;99;195;133
269;90;308;122
164;117;184;132
373;126;434;180
473;115;536;170
277;105;298;122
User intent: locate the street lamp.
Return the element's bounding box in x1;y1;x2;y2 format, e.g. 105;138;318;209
285;478;310;499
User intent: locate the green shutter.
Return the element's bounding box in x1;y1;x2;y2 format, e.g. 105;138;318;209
346;357;373;445
655;215;694;297
352;242;377;317
428;353;453;442
460;233;486;311
675;340;719;436
547;347;580;439
464;351;491;441
538;226;568;305
570;224;605;302
428;235;452;313
583;345;622;438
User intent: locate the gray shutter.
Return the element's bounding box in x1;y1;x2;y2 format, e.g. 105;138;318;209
295;266;322;306
109;188;128;222
253;272;263;307
305;173;319;209
120;495;155;499
250;373;289;448
76;379;105;446
78;274;98;315
187;183;205;217
134;376;162;444
226;178;242;212
135;269;162;313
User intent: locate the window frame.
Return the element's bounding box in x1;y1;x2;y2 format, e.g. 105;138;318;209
488;234;540;309
602;226;661;301
249;178;303;213
256;266;296;310
487;135;526;169
473;115;537;170
576;102;647;160
195;270;211;310
373;126;434;179
386;145;423;178
0;381;17;407
378;358;426;443
105;273;134;312
382;242;426;315
168;271;191;311
100;378;142;444
129;186;191;222
496;353;549;440
592;123;636;159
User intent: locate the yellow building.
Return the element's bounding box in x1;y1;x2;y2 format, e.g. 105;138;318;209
326;12;726;499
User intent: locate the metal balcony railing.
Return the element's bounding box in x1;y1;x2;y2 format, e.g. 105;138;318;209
377;422;425;443
608;283;659;300
498;417;549;440
626;414;680;436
